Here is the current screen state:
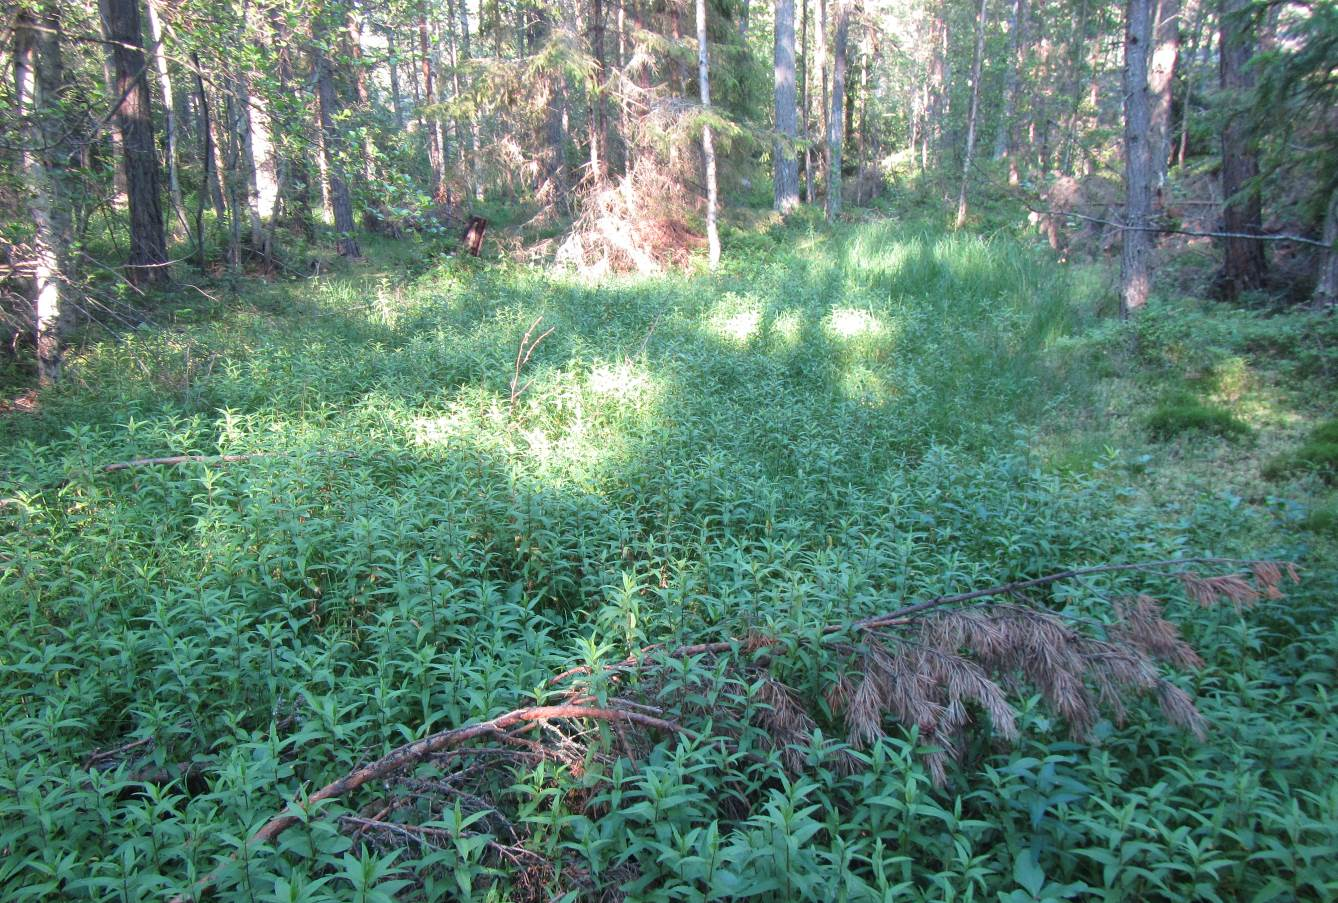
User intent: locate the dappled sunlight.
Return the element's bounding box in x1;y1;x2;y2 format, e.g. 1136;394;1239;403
826;307;886;340
708;294;764;345
770;309;805;345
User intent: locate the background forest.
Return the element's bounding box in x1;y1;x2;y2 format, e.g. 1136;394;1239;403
1;0;1337;899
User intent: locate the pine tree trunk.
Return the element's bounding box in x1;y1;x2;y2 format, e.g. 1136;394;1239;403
315;15;361;257
956;0;989;228
773;0;799;213
101;0;169;285
1121;0;1155;317
15;4;69;383
817;0;828;189
1149;0;1180;204
825;0;848;221
926;11;946;170
1218;0;1266;296
696;0;720;269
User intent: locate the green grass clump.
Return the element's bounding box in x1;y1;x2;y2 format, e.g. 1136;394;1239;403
1264;419;1338;482
1146;390;1253;441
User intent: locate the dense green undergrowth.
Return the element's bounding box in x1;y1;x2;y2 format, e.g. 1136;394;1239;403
2;220;1336;901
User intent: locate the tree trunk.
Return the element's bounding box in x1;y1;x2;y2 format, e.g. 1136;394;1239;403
956;0;989;227
101;0;169;285
696;0;720;269
1149;0;1180;204
15;4;69;383
589;0;610;183
387;30;406;130
144;0;188;239
419;5;446;201
1314;185;1338;309
1176;0;1207;168
825;0;848;221
1121;0;1155;317
315;14;361;257
817;0;829;189
993;0;1027;176
773;0;799;213
926;11;946;170
801;0;813;203
1218;0;1266;296
192;57;214;267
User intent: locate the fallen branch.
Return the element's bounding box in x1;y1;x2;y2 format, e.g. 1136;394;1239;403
549;557;1291;684
167;704;679;903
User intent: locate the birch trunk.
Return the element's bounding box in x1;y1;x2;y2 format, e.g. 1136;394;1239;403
696;0;720;269
956;0;989;228
144;0;188;239
15;4;69;383
773;0;799;213
825;0;848;221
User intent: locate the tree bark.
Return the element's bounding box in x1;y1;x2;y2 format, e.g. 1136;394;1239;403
315;13;361;257
956;0;989;227
926;10;946;170
696;0;720;269
14;4;69;383
144;0;188;240
1121;0;1155;317
1314;185;1338;309
589;0;610;183
1149;0;1180;204
1176;0;1208;168
801;0;813;203
773;0;800;213
1218;0;1266;297
993;0;1027;180
101;0;170;285
825;0;848;221
419;4;446;202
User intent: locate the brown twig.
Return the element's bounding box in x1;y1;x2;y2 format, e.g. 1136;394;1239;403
167;704;678;903
509;316;555;418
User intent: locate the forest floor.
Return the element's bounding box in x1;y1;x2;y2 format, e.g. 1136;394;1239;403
2;214;1336;900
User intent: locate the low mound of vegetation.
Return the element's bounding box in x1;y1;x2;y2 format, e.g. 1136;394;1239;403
2;222;1335;901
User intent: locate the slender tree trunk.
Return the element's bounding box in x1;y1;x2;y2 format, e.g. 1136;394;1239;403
1218;0;1266;296
817;0;829;189
1149;0;1180;205
269;8;310;233
1058;0;1091;176
419;5;446;201
1314;185;1338;309
98;50;128;208
589;0;609;183
994;0;1027;172
956;0;989;227
15;4;69;383
1176;0;1207;167
387;31;406;130
144;0;187;239
926;11;946;170
315;14;361;257
101;0;170;285
1121;0;1155;317
696;0;720;269
825;0;848;221
773;0;799;212
801;0;813;203
192;57;215;267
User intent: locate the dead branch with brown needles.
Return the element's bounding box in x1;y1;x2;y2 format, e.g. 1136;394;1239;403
162;556;1296;901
